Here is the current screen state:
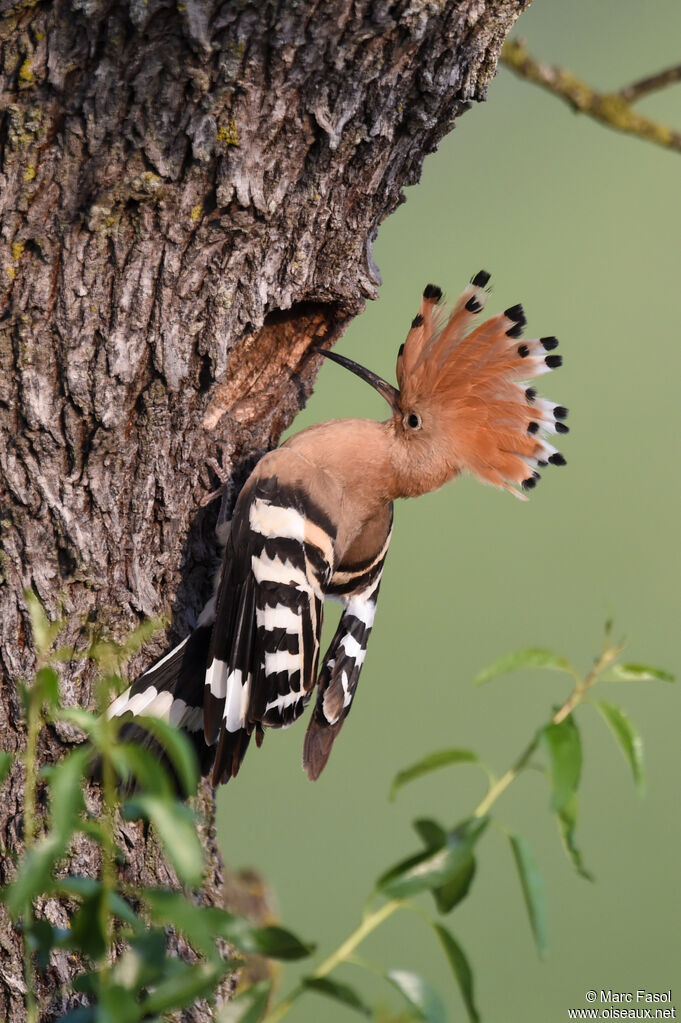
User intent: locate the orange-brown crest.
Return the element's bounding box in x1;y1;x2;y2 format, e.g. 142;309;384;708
395;272;568;500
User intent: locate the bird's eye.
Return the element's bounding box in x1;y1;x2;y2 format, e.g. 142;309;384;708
405;412;422;430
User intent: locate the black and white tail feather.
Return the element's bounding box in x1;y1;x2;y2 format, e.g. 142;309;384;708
109;476;390;784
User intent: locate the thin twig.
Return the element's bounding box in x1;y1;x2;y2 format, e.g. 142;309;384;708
501;39;681;154
474;638;623;817
619;64;681;103
265;900;405;1023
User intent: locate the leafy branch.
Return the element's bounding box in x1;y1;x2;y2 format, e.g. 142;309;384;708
1;600;673;1022
2;597;312;1022
257;629;673;1023
501;38;681;154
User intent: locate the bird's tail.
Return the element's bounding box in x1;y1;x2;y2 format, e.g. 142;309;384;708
107;624;215;776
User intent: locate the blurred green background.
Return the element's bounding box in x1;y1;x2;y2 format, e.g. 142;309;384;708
218;0;681;1018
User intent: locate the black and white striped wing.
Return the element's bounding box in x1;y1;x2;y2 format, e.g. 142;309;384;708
303;515;392;780
205;476;335;784
106;619;217;776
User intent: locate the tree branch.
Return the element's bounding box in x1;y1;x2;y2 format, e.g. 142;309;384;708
619;63;681;103
501;38;681;154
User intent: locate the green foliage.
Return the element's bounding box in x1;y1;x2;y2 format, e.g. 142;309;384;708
0;751;12;783
594;700;645;792
2;601;672;1023
259;626;672;1023
122;794;204;886
474;647;578;684
376;816;488;903
556;793;594;882
384;970;447;1023
540;717;582;813
301;976;373;1016
389;749;487;801
431;925;480;1023
220;981;272;1022
608;662;674;683
1;600;311;1023
508;835;548;959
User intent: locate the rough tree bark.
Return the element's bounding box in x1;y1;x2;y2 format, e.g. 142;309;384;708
0;0;527;1018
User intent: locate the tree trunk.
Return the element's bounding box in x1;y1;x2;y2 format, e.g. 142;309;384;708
0;0;525;1017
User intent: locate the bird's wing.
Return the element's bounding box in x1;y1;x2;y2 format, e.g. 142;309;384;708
205;473;336;784
106;624;216;778
303;507;393;780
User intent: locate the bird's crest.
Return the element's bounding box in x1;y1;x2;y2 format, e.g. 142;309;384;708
395;271;567;498
321;271;568;501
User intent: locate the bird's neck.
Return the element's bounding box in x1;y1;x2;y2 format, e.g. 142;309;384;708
388;445;457;499
285;418;394;504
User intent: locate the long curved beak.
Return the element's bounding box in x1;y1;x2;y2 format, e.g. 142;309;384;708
316;348;400;413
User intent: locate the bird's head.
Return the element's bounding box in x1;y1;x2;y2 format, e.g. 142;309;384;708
318;272;568;501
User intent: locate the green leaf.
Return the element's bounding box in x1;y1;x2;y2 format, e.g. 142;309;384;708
97;983;147;1023
142;959;231;1015
108;892;143;930
410;819;477;913
413;818;448;851
4;835;62;914
122;795;203;887
69;886;108;961
46;745;91;840
595;701;645;792
145;889;222;959
434;854;476;915
5;747;91;914
146;888;313;961
131;715;199;797
475;647;577;685
0;752;12;784
77;817;108;846
610;662;675;683
302;976;372;1015
386;969;447;1023
25;917;69;970
56;876;101;898
110;743;174;798
87;616;165;673
219;981;271;1023
540;717;582;813
51;645;87;663
72;971;100;996
215;912;313;960
239;924;314;960
508;834;548;958
54;707;104;744
557;794;594;882
116;616;167;660
49;878;143;948
390;749;482;800
25;589;62;657
432;923;480;1023
112;929;168;991
35;667;60;710
59;1008;96;1023
377;817;489;899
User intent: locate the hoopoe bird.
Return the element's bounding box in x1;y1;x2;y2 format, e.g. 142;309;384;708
108;272;568;785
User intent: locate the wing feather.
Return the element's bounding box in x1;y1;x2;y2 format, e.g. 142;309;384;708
207;474;335;784
303;525;390;781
